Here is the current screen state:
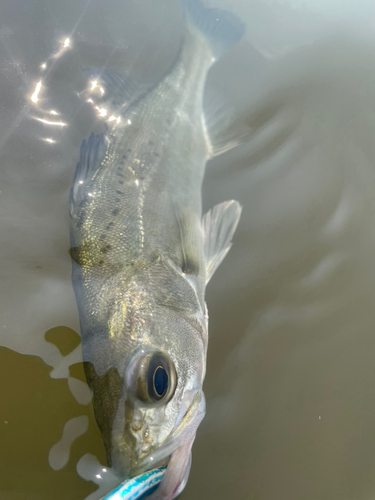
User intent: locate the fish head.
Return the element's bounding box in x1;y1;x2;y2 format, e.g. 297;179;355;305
84;257;208;499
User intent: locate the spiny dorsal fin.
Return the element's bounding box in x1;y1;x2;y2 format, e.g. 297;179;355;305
69;132;107;218
82;68;148;112
202;200;242;283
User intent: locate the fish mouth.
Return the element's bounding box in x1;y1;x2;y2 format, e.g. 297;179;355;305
131;392;206;499
133;438;194;500
144;454;171;473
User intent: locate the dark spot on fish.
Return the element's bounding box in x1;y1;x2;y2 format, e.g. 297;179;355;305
148;140;154;146
115;198;120;203
119;180;124;185
83;363;125;465
166;118;171;125
105;224;111;230
154;152;159;157
116;172;124;178
101;244;111;254
69;239;106;267
116;190;123;195
108;222;114;227
98;260;104;265
126;148;131;153
122;155;127;159
112;208;119;216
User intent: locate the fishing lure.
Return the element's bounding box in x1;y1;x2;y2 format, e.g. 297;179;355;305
100;467;166;500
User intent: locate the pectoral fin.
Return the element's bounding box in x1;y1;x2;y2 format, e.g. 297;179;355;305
202;200;242;283
174;207;202;276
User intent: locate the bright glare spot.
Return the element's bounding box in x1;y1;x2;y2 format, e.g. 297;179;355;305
36;118;66;127
127;119;132;125
43;138;55;143
88;193;93;197
108;115;116;122
95;106;107;117
41;63;47;69
100;87;105;94
91;80;98;90
102;468;107;473
87;98;93;104
31;81;42;103
49;110;58;115
319;416;321;420
79;180;84;185
53;37;71;59
116;117;121;124
135;179;139;186
150;457;154;461
95;474;102;479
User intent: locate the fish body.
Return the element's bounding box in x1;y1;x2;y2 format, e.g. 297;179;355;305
69;0;245;498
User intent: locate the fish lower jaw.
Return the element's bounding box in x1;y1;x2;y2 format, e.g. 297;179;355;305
127;452;171;479
143;455;171;474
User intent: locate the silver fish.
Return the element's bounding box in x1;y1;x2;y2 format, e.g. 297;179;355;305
69;0;247;498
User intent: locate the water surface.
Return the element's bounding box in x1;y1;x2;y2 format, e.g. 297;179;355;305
2;0;375;499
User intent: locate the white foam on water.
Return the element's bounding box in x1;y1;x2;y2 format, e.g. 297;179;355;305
77;454;119;500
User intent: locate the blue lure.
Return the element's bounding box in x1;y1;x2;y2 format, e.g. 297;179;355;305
100;467;167;500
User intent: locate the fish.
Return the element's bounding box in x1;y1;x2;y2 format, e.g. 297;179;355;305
69;0;248;498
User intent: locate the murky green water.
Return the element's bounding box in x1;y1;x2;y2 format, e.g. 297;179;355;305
3;0;375;499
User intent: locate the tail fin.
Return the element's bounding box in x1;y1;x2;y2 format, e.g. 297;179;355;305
180;0;245;60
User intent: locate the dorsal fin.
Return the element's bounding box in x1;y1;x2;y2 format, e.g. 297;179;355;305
202;200;242;283
69;132;107;218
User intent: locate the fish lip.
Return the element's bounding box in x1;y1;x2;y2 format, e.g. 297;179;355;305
144;437;195;500
136;390;205;473
144;455;171;474
128;444;172;479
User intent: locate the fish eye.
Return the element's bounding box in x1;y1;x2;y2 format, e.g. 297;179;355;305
135;351;177;404
153;366;168;398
